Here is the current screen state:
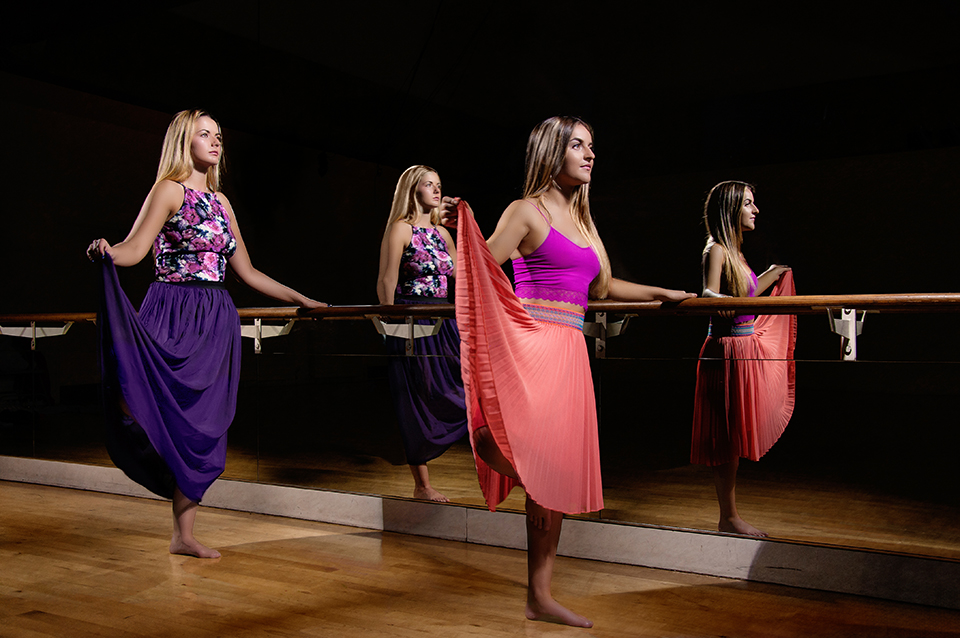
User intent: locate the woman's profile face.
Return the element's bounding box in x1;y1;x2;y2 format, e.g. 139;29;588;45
557;123;595;187
739;187;758;231
415;172;441;211
190;116;222;170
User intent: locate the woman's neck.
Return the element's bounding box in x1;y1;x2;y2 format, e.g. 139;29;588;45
537;186;576;222
411;211;434;228
182;169;210;193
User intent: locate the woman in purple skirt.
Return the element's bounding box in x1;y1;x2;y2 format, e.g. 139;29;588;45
87;109;324;558
376;165;467;502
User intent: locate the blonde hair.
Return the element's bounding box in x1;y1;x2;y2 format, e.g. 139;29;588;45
155;109;223;192
386;165;442;226
523;116;612;299
702;180;755;297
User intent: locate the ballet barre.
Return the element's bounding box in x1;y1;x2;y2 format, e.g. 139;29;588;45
4;292;959;360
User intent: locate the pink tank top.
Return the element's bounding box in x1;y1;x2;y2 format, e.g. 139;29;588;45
512;203;600;308
732;269;760;324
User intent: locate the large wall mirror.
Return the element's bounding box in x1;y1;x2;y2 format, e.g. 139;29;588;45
3;307;958;561
2;1;959;564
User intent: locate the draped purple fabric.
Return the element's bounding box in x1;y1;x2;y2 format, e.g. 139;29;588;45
385;297;467;465
98;255;241;502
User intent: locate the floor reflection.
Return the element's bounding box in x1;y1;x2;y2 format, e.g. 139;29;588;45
6;434;959;559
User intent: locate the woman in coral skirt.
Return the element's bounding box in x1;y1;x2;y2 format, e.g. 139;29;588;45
448;116;695;627
691;181;796;537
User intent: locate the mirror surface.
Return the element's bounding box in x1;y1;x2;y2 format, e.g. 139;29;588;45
3;310;957;560
3;1;959;562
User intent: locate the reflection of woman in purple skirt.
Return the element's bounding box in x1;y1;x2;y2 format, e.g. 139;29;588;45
87;109;323;558
376;165;467;502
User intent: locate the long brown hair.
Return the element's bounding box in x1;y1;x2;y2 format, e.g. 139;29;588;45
523;116;611;299
702;180;755;297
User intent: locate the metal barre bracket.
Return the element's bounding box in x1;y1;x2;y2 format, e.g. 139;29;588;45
583;312;632;359
240;318;296;354
825;308;865;361
0;322;74;350
370;317;445;356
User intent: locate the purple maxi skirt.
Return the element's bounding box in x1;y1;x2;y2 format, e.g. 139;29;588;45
385;296;467;465
98;255;241;502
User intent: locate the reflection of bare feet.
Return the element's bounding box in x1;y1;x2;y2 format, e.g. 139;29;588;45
413;486;450;503
719;516;768;537
170;535;221;559
526;593;593;628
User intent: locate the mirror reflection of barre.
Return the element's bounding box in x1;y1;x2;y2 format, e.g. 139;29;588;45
2;295;959;572
370;317;445;356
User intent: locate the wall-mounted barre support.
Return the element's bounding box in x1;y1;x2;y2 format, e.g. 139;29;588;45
370;317;444;356
240;318;296;355
825;308;866;361
0;322;75;350
583;313;632;359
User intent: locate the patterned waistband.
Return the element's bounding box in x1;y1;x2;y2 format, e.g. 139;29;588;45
708;321;755;337
523;303;585;330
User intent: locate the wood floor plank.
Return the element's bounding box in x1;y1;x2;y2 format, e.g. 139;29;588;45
2;481;959;638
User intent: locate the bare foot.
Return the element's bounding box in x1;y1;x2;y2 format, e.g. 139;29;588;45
413;486;450;503
526;594;593;628
719;516;768;537
170;535;221;559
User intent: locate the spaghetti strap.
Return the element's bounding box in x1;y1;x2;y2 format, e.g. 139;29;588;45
524;199;550;224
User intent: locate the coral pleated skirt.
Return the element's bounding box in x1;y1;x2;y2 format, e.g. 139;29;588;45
691;271;797;466
455;201;603;514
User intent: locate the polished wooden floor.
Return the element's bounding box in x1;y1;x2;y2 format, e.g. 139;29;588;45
2;481;958;638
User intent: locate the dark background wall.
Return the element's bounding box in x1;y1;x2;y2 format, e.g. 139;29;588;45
2;1;959;506
3;1;959;314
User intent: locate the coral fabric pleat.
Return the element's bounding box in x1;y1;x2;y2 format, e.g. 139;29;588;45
691;271;797;466
98;255;241;502
455;201;603;514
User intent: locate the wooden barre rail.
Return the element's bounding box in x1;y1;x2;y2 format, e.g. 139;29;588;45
3;293;960;325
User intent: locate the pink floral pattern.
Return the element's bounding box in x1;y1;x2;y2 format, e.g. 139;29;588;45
397;226;453;298
154;186;237;282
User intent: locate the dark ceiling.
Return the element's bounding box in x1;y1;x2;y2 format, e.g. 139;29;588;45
4;0;960;184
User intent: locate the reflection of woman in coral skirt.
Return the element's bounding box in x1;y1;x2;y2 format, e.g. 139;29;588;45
691;181;796;537
450;116;694;627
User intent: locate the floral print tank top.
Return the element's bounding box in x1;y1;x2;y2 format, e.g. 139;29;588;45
154;185;237;283
396;226;454;299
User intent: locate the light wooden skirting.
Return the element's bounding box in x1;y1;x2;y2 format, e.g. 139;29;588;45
2;455;958;613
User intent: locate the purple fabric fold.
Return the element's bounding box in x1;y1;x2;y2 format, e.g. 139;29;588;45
385;299;467;465
98;255;241;502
